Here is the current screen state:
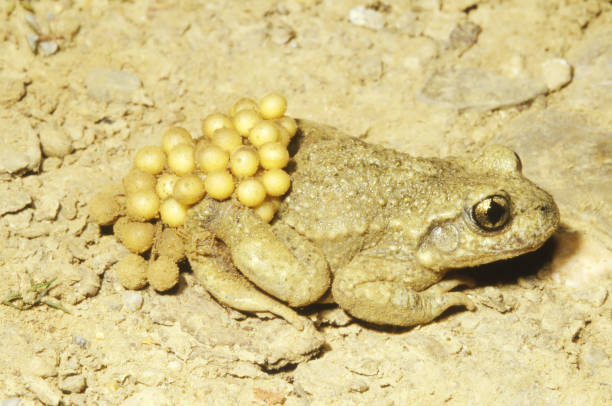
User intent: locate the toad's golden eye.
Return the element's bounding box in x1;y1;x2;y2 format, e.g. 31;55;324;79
471;195;511;232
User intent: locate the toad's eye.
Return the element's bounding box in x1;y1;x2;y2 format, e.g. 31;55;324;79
471;195;511;232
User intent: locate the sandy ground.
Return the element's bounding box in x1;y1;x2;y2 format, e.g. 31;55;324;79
0;0;611;405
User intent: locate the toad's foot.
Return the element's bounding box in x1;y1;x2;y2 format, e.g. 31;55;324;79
424;274;476;294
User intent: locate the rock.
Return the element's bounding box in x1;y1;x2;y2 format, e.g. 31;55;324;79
419;68;547;111
23;375;61;406
25;356;57;378
449;21;481;50
154;286;325;370
541;58;573;91
0;77;26;107
121;388;170;406
85;68;145;104
0;117;41;176
0;186;31;216
58;375;86;394
38;122;73;158
39;41;59;56
348;6;385;30
34;194;60;221
122;291;144;311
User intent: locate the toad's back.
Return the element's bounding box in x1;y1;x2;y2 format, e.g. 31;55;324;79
275;120;450;266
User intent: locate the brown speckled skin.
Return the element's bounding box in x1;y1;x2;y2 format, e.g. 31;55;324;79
185;120;559;329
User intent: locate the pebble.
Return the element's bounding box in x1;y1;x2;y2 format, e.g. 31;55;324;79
0;76;26;107
0;117;41;175
85;67;142;103
419;67;548;111
38;122;73;158
39;41;59;57
0;187;31;217
59;375;86;394
122;291;144;311
23;375;61;406
121;388;170;406
34;195;60;221
1;399;21;406
72;335;88;348
541;58;573;91
348;6;385;30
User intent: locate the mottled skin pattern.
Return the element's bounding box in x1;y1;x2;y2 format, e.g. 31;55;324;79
185;120;559;330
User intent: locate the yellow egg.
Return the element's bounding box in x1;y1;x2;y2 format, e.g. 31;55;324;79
173;174;206;206
230;97;259;116
123;168;156;194
162;127;193;154
115;253;148;290
204;170;235;200
196;144;230;173
230;146;259;178
277;125;292;147
233;109;263;137
167;143;196;175
126;189;160;221
258;142;290;169
157;228;185;263
155;173;179;200
113;217;156;254
259;93;287;119
236;178;266;207
212;127;243;153
261;169;291;196
134;146;166;175
276;116;298;137
254;198;281;223
159;198;188;227
147;256;179;292
248;121;280;147
202;113;234;139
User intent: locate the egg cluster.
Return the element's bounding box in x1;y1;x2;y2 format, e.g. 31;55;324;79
88;93;297;291
129;92;295;226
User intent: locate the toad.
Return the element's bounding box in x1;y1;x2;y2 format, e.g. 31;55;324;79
185;120;559;329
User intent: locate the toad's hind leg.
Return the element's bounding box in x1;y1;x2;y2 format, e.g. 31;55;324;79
186;198;330;309
189;253;309;330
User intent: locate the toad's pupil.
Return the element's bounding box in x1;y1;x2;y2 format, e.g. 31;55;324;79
486;200;505;225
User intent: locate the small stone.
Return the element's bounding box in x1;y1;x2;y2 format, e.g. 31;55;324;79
137;368;165;386
38;122;73;158
0;77;26;107
419;67;547;111
122;291;143;311
122;388;170;406
72;336;88;348
25;356;57;378
0;117;41;175
39;41;59;56
541;58;573;91
41;157;63;171
24;375;61;406
0;187;31;216
34;195;60;221
348;6;385;30
449;21;481;49
59;375;86;394
86;68;143;103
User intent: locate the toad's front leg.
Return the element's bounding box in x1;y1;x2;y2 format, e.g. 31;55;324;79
331;252;475;327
